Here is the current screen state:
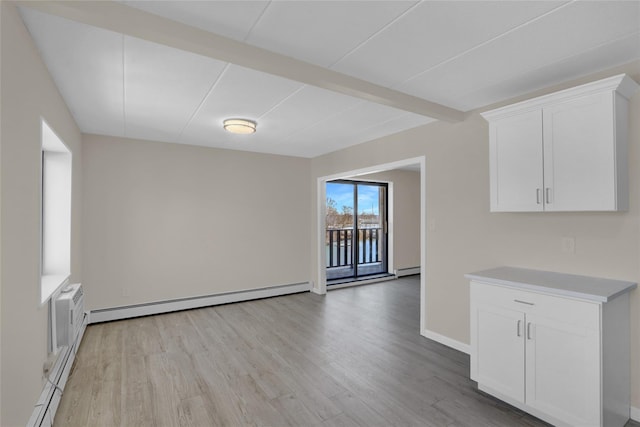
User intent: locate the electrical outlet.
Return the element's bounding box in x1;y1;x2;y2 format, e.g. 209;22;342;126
562;237;576;254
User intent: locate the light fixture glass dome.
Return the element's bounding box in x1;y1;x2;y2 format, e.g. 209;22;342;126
223;118;256;134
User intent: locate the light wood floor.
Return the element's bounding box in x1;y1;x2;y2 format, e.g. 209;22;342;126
54;277;639;426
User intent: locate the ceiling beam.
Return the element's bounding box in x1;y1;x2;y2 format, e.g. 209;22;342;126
19;1;466;122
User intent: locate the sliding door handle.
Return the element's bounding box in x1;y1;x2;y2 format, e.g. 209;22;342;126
545;188;552;204
516;320;522;337
536;188;541;204
526;322;532;340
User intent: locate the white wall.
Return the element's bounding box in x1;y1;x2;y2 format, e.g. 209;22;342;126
310;62;640;409
82;135;311;311
0;3;83;425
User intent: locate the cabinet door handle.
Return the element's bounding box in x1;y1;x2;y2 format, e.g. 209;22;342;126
527;322;532;340
514;299;534;306
536;188;541;204
516;320;522;337
545;188;552;204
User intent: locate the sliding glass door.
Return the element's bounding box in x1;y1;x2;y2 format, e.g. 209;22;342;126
325;180;387;282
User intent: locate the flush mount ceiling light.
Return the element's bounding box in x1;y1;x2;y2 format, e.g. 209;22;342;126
223;118;257;134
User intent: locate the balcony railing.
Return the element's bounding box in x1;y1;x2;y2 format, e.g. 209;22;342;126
326;227;381;268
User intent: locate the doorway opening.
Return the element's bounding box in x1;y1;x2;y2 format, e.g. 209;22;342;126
325;180;389;284
315;156;426;334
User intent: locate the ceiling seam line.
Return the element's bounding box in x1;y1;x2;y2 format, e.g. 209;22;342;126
243;0;272;41
275;100;373;145
328;0;422;68
177;0;272;140
355;112;414;135
19;1;465;121
272;91;419;146
295;110;418;157
393;0;577;89
177;63;231;141
280;93;424;146
449;29;640;109
256;85;306;120
274;107;358;145
319;112;416;149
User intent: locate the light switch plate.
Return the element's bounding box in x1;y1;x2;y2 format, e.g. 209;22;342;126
562;237;576;254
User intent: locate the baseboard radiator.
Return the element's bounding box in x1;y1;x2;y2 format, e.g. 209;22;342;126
27;313;88;427
395;266;420;277
89;281;311;323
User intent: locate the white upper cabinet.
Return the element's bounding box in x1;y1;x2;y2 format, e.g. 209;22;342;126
489;110;544;212
482;74;638;212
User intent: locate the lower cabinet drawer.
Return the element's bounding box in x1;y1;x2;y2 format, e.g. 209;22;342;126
470;281;599;330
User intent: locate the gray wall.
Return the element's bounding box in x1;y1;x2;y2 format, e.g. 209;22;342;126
82;135;311;311
1;3;83;425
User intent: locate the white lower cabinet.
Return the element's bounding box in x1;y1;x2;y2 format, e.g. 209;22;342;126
475;304;525;402
468;268;634;427
524;311;600;425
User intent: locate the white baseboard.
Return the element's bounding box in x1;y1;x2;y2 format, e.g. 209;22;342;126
310;287;324;295
89;282;311;323
421;328;470;354
395;266;420;277
631;405;640;422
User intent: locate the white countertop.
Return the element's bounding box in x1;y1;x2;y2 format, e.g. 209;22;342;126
465;266;636;303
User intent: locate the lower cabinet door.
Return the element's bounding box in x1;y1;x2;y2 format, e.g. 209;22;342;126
525;314;600;426
475;303;526;403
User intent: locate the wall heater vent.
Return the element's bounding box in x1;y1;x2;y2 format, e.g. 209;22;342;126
55;283;84;348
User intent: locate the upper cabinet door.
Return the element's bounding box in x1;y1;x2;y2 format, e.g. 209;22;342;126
543;92;617;212
489;110;543;212
482;74;637;213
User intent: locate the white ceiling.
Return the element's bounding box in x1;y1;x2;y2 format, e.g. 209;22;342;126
18;1;640;158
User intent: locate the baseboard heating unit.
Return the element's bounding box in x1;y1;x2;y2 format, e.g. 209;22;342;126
27;309;88;427
89;281;311;323
395;266;420;277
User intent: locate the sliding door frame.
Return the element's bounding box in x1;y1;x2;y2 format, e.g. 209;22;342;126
326;179;388;281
